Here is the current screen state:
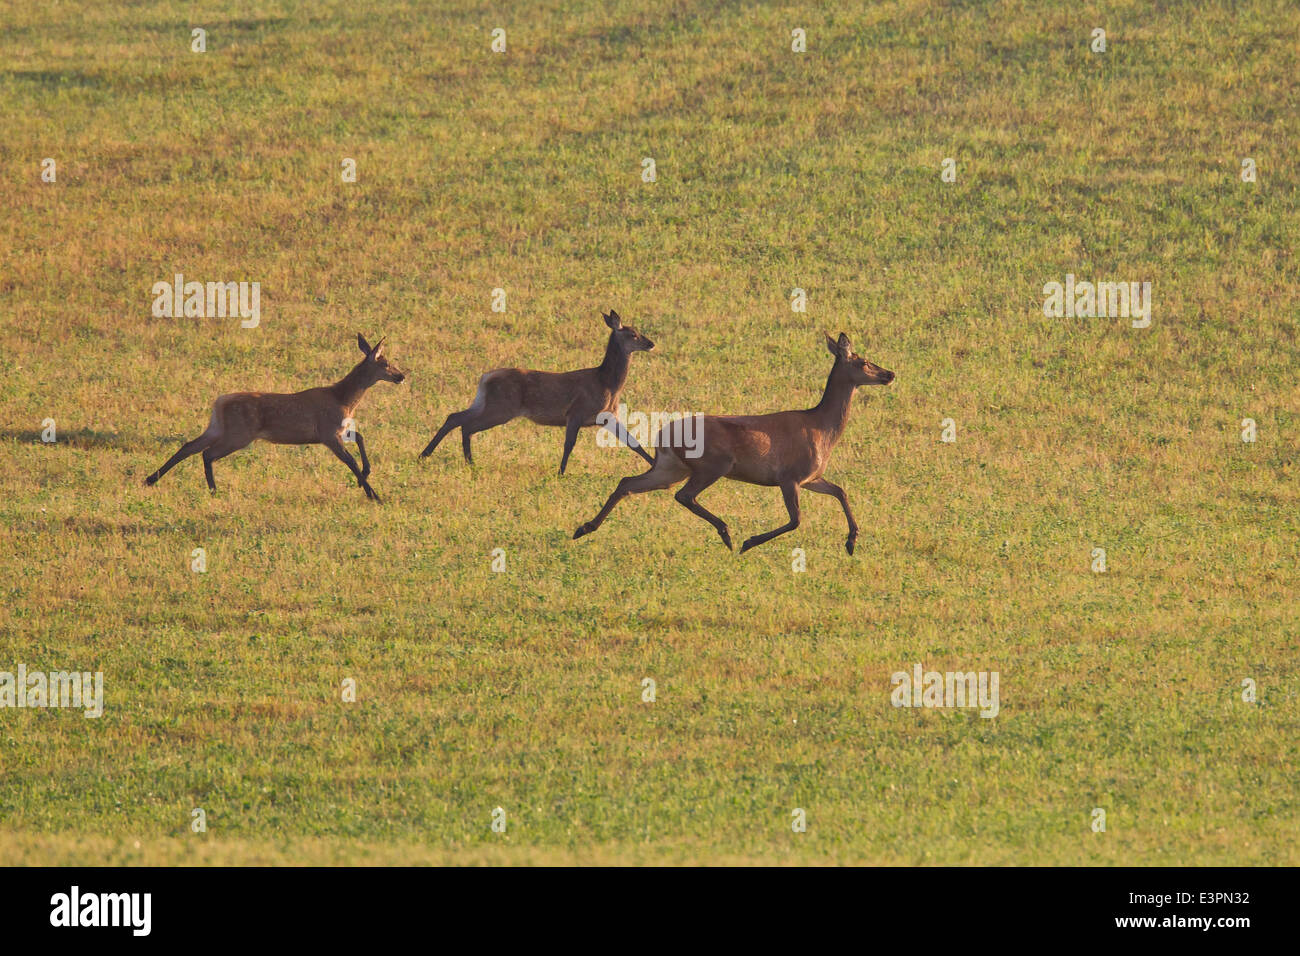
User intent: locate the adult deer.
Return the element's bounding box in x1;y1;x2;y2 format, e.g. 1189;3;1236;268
418;309;656;474
144;334;406;501
573;332;893;554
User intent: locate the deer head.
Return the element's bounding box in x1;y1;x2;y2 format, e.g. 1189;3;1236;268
357;333;407;384
825;332;892;386
604;309;655;352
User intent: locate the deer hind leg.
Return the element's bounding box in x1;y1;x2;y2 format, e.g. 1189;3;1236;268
200;433;254;493
419;407;511;465
419;409;470;460
573;453;689;540
324;436;378;502
145;431;217;486
739;481;801;554
422;376;515;465
803;478;858;555
673;458;736;551
457;406;518;466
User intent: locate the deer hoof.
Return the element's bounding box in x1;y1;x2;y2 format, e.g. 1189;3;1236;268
144;474;157;486
723;532;737;551
573;523;593;540
846;536;856;556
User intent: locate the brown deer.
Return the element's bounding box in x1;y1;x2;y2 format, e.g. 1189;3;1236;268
573;332;893;554
418;309;656;474
144;333;406;501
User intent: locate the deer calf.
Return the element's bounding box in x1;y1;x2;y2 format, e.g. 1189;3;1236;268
419;310;656;474
573;332;893;553
144;334;406;501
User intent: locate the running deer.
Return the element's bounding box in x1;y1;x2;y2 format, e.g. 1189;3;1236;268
573;332;893;554
418;309;656;474
144;334;406;501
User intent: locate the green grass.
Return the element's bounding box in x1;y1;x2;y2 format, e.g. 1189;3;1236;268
0;0;1296;865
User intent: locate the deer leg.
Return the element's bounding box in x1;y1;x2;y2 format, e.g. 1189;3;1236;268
451;406;516;466
200;434;253;493
601;416;655;465
674;463;735;551
461;418;516;464
419;410;469;459
325;437;379;502
559;413;583;475
424;377;513;464
574;453;689;539
353;429;371;479
739;482;801;554
144;432;215;486
803;478;858;555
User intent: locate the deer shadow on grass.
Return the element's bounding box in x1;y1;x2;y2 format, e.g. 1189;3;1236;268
45;515;170;538
0;69;108;90
0;428;134;449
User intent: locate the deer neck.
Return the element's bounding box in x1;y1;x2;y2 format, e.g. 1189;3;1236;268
810;363;857;442
596;335;630;394
332;362;374;416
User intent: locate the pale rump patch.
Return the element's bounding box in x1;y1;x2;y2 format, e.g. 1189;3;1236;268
470;370;505;414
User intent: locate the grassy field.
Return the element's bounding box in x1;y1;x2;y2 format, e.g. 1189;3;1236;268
0;0;1297;865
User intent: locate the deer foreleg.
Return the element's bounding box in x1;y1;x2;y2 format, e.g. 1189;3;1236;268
803;478;858;555
601;416;654;464
352;429;371;479
559;412;584;475
325;437;379;502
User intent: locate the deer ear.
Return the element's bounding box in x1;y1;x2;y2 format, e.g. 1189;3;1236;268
357;333;372;356
824;332;840;357
604;310;622;330
373;336;386;357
